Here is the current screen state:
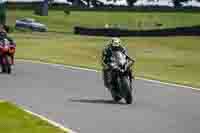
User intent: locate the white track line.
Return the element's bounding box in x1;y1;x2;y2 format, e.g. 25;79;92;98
136;77;200;91
10;60;79;133
22;107;77;133
0;99;76;133
17;59;200;91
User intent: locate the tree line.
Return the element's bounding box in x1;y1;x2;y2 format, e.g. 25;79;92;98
68;0;200;8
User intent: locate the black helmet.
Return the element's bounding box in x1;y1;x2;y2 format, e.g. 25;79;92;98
0;31;7;38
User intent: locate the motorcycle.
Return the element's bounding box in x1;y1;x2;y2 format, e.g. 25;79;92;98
0;38;15;74
107;51;135;104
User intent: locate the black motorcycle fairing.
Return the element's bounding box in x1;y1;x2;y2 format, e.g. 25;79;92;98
110;68;132;94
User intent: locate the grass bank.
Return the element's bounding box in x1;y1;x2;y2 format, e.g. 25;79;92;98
0;101;66;133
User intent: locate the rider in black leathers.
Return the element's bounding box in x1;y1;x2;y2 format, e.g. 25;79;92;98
101;37;135;90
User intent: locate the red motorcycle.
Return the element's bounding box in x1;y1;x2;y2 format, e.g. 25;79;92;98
0;38;16;74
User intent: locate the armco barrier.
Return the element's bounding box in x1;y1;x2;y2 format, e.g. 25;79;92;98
74;26;200;37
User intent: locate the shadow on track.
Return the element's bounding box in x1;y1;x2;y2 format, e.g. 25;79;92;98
0;72;8;75
0;71;15;75
69;98;126;105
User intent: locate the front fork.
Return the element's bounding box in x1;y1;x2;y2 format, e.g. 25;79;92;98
10;55;14;65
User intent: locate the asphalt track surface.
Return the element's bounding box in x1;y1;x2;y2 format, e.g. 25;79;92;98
0;61;200;133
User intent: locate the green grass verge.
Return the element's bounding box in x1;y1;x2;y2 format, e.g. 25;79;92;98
0;101;66;133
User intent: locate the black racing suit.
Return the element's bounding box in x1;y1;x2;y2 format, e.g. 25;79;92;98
102;44;129;89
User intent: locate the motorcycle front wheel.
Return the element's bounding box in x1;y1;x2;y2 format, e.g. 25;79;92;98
121;76;133;104
111;91;122;102
1;55;12;74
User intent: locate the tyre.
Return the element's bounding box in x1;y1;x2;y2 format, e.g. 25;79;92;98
4;56;12;74
1;64;6;73
121;76;133;104
111;88;122;102
125;91;132;104
113;95;122;102
6;63;11;74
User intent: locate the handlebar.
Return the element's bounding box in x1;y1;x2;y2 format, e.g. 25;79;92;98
124;54;135;63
